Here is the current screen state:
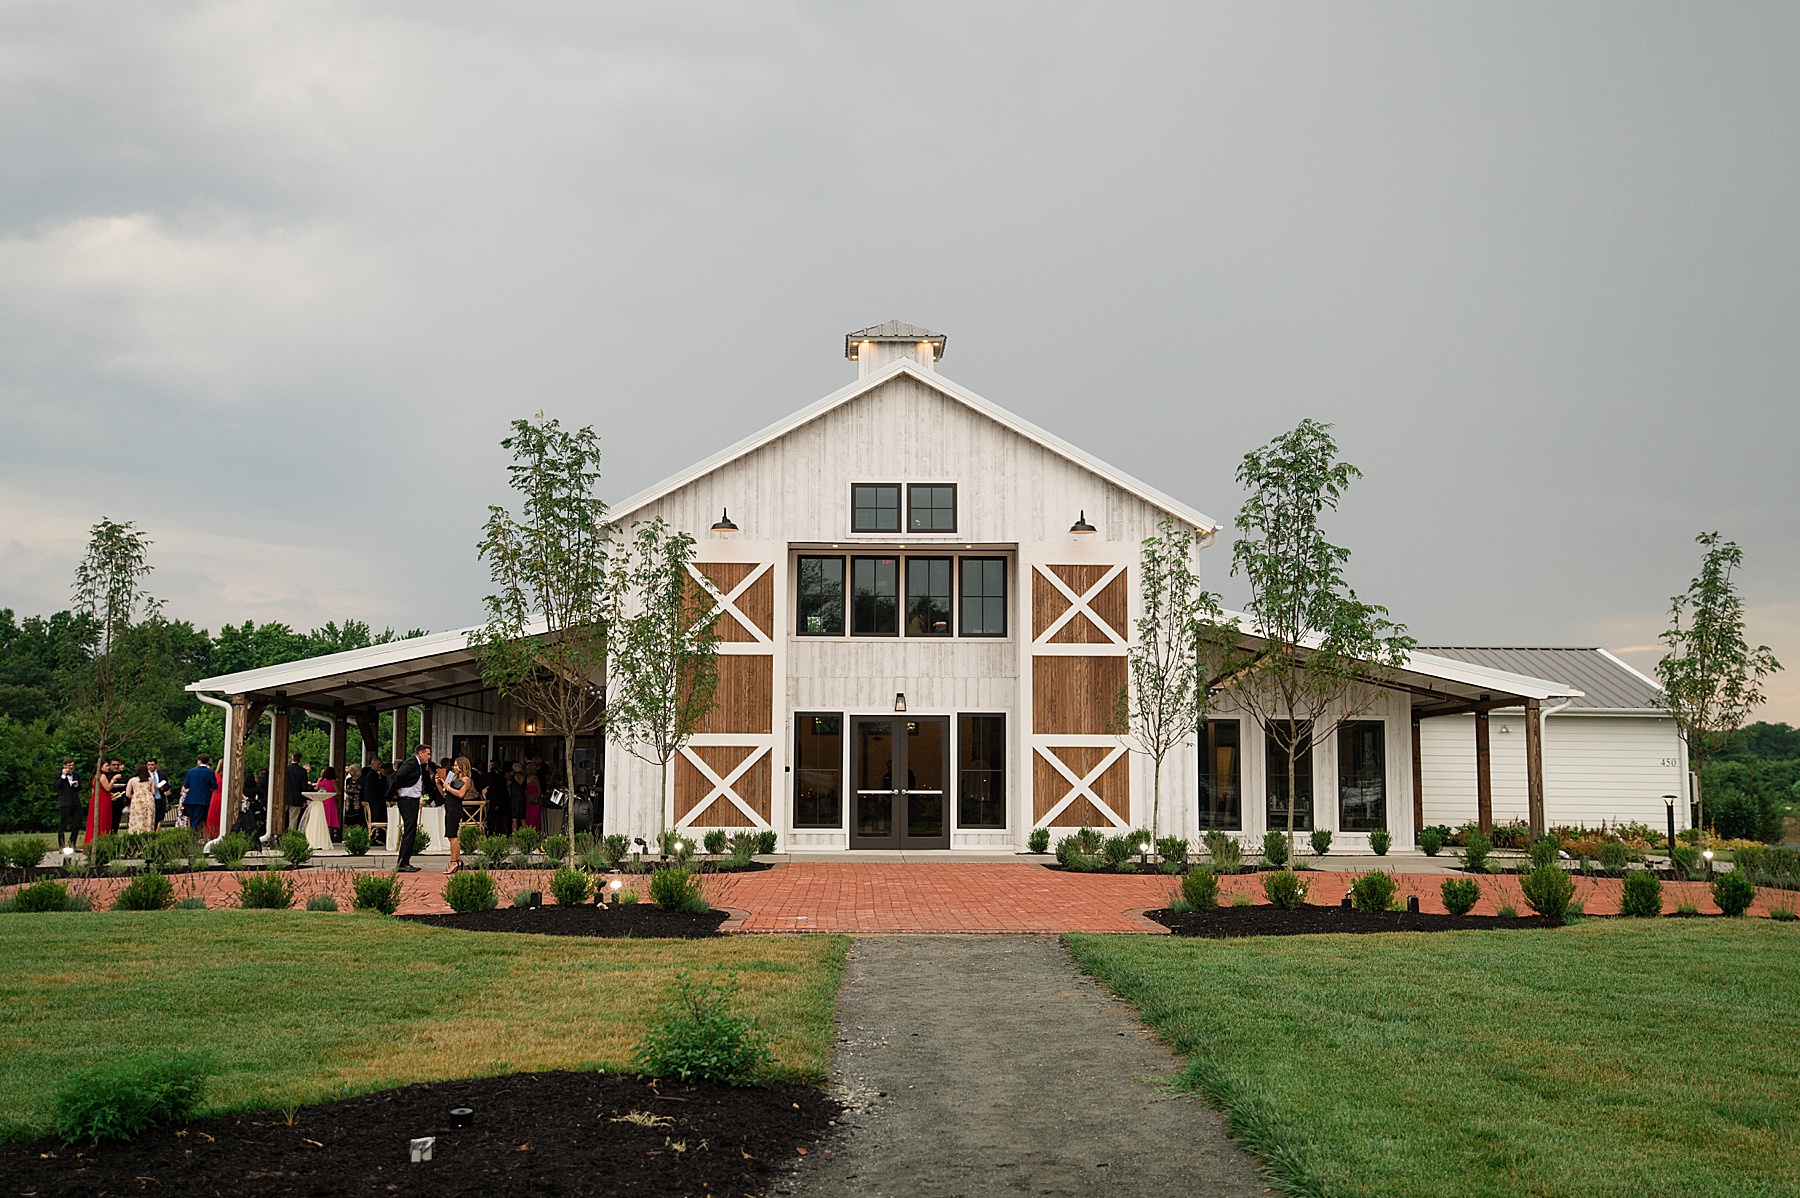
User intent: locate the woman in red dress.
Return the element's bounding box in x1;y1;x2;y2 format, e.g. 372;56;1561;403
204;764;224;840
84;759;115;845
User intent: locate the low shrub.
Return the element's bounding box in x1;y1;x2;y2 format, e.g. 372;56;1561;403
1459;831;1492;874
1495;903;1519;918
1101;834;1139;871
1767;895;1797;921
7;835;49;869
1027;827;1050;854
631;973;771;1085
754;830;777;855
513;888;536;908
1369;829;1391;857
1231;892;1254;907
1711;870;1756;917
86;833;121;868
573;832;594;853
1620;869;1663;917
1529;835;1562;869
602;833;631;863
1440;877;1481;916
53;1053;208;1144
458;824;484;853
1309;828;1333;856
1155;837;1188;873
1055;837;1097;872
1598;841;1630;875
513;826;542;854
209;832;250;869
343;825;371;856
1181;866;1220;909
237;869;295;910
351;872;403;915
278;829;312;868
411;828;431;856
175;896;207;909
445;869;499;912
649;866;708;913
703;829;728;855
1349;870;1397;912
1418;827;1444;857
510;848;533;870
1670;843;1701;879
480;834;511;860
1072;827;1103;855
618;887;640;905
1261;870;1307;910
543;834;570;864
64;889;92;911
1204;830;1242;872
113;869;174;911
1262;830;1291;868
550;866;592;907
306;893;339;912
579;847;611;872
1520;863;1576;921
12;878;70;913
1732;844;1768;880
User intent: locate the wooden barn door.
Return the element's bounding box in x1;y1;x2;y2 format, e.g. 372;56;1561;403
1027;552;1134;832
672;558;778;833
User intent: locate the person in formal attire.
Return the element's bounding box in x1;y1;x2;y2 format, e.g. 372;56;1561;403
284;752;310;837
125;765;157;833
362;759;390;843
342;765;364;828
109;761;129;831
181;755;216;832
389;744;436;872
146;758;171;827
84;760;116;846
54;759;83;851
443;756;472;836
316;766;341;842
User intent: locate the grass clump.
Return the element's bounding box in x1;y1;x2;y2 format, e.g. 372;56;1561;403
1349;870;1397;912
351;872;403;915
237;869;296;910
53;1053;208;1144
1204;830;1242;872
175;896;207;910
1440;877;1481;916
445;870;499;913
1181;866;1220;909
1621;869;1663;917
1261;870;1307;910
1711;870;1756;917
306;894;339;912
550;867;592;907
1519;863;1576;921
649;867;708;914
631;974;772;1085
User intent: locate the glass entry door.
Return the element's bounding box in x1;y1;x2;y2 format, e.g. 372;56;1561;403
850;716;951;849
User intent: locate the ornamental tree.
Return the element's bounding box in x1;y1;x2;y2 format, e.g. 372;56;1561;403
66;518;164;782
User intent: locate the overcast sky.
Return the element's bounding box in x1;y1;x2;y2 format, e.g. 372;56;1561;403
1;2;1795;719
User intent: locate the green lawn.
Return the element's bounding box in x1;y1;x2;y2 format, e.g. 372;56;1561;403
1066;922;1798;1198
0;911;846;1140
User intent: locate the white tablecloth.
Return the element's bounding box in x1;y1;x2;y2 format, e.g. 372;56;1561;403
387;802;449;853
299;792;333;854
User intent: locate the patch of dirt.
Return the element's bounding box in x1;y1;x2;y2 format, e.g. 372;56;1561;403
1148;904;1563;937
1;1071;837;1197
400;903;729;938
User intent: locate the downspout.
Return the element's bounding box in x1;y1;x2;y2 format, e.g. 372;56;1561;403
1535;698;1572;830
193;692;232;849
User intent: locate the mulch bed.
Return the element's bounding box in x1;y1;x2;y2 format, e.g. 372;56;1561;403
400;904;729;938
1148;904;1563;937
1;1070;838;1197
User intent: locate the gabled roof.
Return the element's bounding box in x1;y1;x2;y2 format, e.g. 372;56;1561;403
609;357;1220;531
1419;647;1662;712
845;320;946;360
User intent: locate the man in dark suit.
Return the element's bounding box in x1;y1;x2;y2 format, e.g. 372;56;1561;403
389;744;435;872
54;759;83;851
284;753;310;838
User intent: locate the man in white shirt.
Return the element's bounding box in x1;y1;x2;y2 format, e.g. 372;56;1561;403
388;743;435;873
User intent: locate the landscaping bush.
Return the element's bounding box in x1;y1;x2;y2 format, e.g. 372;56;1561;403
1101;834;1139;870
7;835;49;869
306;893;339;912
649;866;708;913
1459;830;1492;873
53;1053;208;1144
703;829;728;855
1055;836;1097;872
1599;841;1630;875
1440;877;1481;916
175;896;207;909
1369;829;1391;856
513;826;542;854
574;832;594;853
209;832;250;869
1155;837;1189;873
237;869;295;910
1519;863;1576;921
513;888;536;908
1072;827;1103;855
1670;843;1701;879
343;825;371;856
1620;869;1663;917
509;847;533;870
86;832;121;868
12;878;69;913
1711;870;1756;917
550;866;592;907
278;829;312;868
1204;830;1242;872
1350;870;1398;912
1310;828;1333;856
727;832;758;868
351;872;403;915
445;869;500;913
602;833;632;865
1418;827;1444;857
113;869;174;911
631;974;771;1085
65;889;92;911
1732;844;1767;880
1529;835;1562;869
1261;870;1307;910
1027;827;1050;854
410;828;432;856
1181;866;1220;909
578;847;610;873
755;830;777;855
543;834;570;864
1262;830;1291;868
458;824;484;853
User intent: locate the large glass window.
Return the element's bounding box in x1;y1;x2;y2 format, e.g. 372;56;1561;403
851;484;901;533
959;558;1007;637
908;484;957;532
1338;721;1387;832
796;556;845;636
851;557;899;636
1265;722;1314;832
905;557;953;636
958;714;1006;828
794;714;843;828
1197;719;1241;830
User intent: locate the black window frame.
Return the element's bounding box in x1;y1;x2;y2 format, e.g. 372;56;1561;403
958;557;1008;638
793;713;844;829
850;556;900;637
905;556;954;637
907;483;958;533
851;483;902;533
1197;718;1242;831
1337;720;1388;832
795;555;846;637
956;713;1007;829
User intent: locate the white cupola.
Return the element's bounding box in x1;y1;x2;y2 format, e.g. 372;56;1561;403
844;320;946;378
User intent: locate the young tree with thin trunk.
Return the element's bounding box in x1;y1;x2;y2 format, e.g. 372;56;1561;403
1655;532;1780;850
607;518;720;843
1214;419;1413;854
1115;517;1224;838
67;518;164;783
475;414;614;866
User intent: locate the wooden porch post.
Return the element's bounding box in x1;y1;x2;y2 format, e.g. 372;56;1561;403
1474;709;1492;835
392;707;407;762
1524;697;1545;839
227;695;250;832
270;708;291;836
1411;714;1424;845
421;704;434;754
329;713;347;777
354;712;380;766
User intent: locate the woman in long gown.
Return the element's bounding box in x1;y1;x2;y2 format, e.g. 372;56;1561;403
125;766;157;833
316;767;341;842
84;761;115;844
524;771;542;831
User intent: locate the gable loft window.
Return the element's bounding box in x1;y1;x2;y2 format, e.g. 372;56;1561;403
906;557;953;636
1338;721;1387;832
796;556;846;636
908;484;957;532
851;557;900;636
959;558;1007;637
852;484;901;533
